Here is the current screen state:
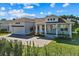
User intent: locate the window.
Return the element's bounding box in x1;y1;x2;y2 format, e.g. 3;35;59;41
65;28;68;31
48;18;55;21
48;19;49;21
61;28;68;31
61;28;64;31
50;18;52;21
53;18;55;20
15;22;20;24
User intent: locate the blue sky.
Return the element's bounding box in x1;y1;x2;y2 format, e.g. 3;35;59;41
0;3;79;20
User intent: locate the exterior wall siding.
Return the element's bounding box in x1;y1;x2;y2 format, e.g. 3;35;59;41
25;22;35;34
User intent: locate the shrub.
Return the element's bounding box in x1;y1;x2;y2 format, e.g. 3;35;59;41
0;29;7;33
26;41;30;56
0;38;6;56
77;31;79;35
58;34;71;40
35;34;45;37
13;40;19;56
75;28;79;34
17;41;23;56
43;45;49;56
32;41;38;56
54;36;71;43
5;40;13;56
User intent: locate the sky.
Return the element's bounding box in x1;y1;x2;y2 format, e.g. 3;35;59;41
0;3;79;20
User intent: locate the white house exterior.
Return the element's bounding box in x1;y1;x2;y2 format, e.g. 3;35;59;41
0;15;73;38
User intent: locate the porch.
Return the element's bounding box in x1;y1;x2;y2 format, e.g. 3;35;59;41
35;23;72;38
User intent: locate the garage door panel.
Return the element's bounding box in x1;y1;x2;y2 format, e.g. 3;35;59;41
12;27;25;35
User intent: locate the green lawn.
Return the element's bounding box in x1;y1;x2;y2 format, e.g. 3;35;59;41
0;33;10;36
35;33;79;56
42;40;79;56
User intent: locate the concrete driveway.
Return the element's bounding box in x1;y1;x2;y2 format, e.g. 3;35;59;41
0;34;52;47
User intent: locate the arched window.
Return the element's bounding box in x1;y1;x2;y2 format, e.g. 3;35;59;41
53;18;55;20
48;19;49;21
50;18;52;21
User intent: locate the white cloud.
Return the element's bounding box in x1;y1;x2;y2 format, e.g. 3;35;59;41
57;10;63;13
10;3;13;6
23;13;36;17
24;5;34;9
50;3;55;8
32;3;40;6
0;7;5;11
23;3;40;9
9;9;23;15
48;12;52;15
23;4;34;9
63;3;69;7
40;12;44;15
0;12;5;16
10;3;16;6
9;9;36;18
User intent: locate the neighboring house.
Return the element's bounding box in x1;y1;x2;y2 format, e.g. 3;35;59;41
0;15;73;38
0;20;12;32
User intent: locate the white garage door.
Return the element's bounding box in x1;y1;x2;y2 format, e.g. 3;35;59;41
12;26;25;35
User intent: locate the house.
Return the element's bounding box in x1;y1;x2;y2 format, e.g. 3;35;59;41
0;15;73;38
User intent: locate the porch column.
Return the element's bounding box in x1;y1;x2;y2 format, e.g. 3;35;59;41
39;25;42;34
56;24;58;37
44;23;47;35
35;23;38;35
69;24;72;38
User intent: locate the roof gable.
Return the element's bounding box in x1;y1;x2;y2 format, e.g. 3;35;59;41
45;15;67;23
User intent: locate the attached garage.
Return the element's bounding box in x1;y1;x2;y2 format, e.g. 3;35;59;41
12;25;26;35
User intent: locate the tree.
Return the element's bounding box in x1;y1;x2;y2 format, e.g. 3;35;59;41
60;15;68;19
13;18;16;20
72;21;79;30
60;15;79;20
